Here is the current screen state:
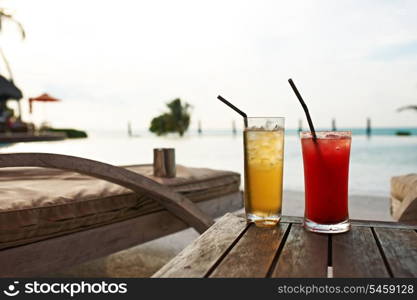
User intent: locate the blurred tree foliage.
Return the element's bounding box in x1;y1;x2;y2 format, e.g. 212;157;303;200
149;98;191;137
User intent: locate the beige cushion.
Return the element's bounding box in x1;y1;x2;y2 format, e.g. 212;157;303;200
0;164;240;249
391;173;417;201
390;173;417;222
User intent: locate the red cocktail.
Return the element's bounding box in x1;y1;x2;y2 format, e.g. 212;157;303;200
301;131;352;233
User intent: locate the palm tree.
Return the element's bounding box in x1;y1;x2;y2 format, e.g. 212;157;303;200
397;105;417;112
396;105;416;135
0;9;25;37
0;8;25;80
149;98;192;137
166;98;191;136
0;8;25;123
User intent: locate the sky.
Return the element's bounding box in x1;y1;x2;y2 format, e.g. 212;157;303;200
1;0;417;131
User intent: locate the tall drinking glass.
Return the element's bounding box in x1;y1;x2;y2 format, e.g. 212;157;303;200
300;131;352;233
244;117;285;227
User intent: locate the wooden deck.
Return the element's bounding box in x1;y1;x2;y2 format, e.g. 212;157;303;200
153;214;417;278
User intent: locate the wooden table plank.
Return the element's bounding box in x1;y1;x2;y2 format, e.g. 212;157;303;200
332;227;389;277
152;213;247;278
153;214;417;278
351;220;417;230
279;216;417;230
210;223;289;278
374;227;417;277
280;216;303;224
271;224;328;277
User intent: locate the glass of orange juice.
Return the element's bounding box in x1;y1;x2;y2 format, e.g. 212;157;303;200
243;117;285;227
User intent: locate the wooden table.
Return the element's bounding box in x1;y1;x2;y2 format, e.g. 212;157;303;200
153;213;417;278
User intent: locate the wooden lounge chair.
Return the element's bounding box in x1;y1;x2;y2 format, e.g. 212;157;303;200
0;153;242;277
391;173;417;224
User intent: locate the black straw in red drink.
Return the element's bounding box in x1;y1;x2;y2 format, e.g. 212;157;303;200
288;79;317;140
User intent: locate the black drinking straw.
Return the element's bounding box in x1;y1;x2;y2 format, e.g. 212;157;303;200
288;79;317;140
217;95;248;127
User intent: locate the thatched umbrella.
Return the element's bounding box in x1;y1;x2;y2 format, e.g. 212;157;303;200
0;75;23;119
0;75;22;100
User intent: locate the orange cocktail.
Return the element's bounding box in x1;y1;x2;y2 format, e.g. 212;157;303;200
244;118;285;227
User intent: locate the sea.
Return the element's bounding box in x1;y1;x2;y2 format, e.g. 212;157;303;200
1;127;416;198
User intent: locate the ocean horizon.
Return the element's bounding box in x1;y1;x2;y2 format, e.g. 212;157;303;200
1;126;416;199
82;126;417;137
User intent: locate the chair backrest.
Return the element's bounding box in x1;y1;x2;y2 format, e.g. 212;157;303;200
0;153;213;233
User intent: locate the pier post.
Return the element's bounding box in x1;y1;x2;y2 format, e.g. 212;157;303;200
232;120;237;135
198;120;202;135
366;118;371;137
298;119;302;133
127;121;132;137
331;118;336;131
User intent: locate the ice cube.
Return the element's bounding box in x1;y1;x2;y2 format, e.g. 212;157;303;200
325;134;339;139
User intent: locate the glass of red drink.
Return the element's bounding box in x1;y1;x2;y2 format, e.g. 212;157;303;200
300;131;352;233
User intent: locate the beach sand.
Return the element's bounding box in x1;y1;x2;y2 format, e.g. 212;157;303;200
51;190;392;278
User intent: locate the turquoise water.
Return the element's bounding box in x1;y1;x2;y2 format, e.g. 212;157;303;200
0;128;416;197
170;127;417;137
